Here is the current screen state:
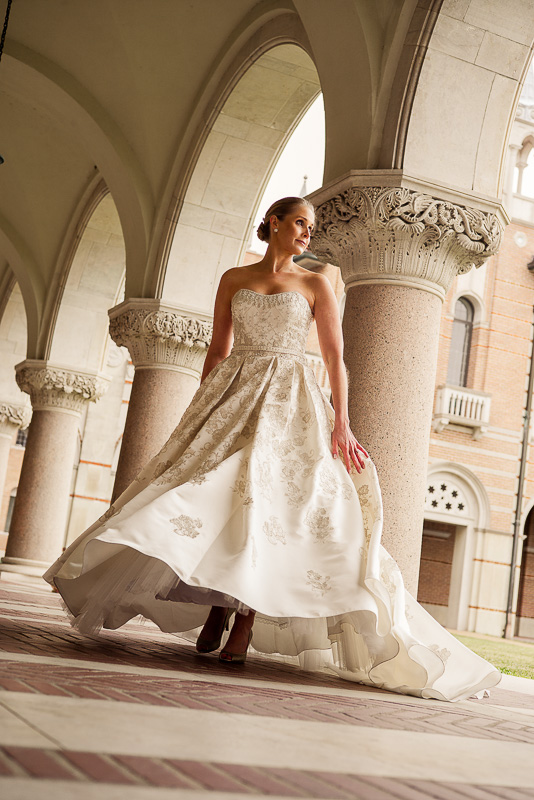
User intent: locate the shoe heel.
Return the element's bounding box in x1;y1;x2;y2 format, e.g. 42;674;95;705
219;630;253;665
196;608;235;654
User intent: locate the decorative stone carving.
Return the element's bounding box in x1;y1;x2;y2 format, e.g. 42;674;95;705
424;476;470;518
15;361;110;414
0;402;31;431
310;186;503;296
108;302;213;376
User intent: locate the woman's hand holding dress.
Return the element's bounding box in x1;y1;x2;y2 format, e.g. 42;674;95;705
331;418;368;474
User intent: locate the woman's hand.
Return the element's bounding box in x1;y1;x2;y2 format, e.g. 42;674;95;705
332;419;368;474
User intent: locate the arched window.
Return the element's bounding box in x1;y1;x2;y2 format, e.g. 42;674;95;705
4;488;16;532
447;297;474;387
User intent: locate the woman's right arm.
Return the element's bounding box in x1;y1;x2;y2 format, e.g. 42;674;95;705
200;270;236;383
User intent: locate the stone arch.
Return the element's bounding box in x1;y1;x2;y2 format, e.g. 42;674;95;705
146;2;447;298
156;42;321;315
3;192;129;553
0;279;31;555
56;242;130;547
425;462;489;523
420;461;490;630
403;3;534;201
0;226;42;356
0;279;30;414
48;192;126;373
144;8;316;298
1;48;150;311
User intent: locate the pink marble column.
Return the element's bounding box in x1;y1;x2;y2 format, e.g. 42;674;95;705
342;283;442;590
309;175;503;592
0;363;108;581
108;299;212;501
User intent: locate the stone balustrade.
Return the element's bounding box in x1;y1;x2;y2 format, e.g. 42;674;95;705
433;385;492;440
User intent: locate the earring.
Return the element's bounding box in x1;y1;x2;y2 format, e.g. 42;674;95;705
274;228;278;233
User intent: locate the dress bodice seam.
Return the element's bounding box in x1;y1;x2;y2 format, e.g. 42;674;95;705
231;287;314;318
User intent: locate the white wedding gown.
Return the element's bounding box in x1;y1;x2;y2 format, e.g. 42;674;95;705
45;288;500;701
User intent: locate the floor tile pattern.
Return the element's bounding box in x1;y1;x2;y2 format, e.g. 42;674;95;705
1;582;534;799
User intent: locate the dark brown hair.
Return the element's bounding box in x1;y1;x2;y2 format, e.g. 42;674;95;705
257;196;315;243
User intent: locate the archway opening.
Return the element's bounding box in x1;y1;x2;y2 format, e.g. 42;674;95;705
516;506;534;638
418;468;485;631
162;44;322;315
49;193;126;372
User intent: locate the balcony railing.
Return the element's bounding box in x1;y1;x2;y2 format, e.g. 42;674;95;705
433;385;491;440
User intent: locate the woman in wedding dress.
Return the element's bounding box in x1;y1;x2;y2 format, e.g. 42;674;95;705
45;196;500;701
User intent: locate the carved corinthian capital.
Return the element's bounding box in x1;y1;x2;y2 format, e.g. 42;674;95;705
0;402;32;435
15;361;110;415
108;299;213;377
310;184;503;297
0;402;31;429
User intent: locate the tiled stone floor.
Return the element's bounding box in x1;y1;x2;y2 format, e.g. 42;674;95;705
1;581;534;799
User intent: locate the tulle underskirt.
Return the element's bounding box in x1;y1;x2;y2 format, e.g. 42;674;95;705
54;544;500;703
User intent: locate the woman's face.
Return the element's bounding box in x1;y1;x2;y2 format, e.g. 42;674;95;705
271;206;315;255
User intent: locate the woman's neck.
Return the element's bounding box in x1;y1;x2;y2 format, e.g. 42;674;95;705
254;247;295;274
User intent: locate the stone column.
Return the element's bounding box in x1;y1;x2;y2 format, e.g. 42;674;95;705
108;299;212;501
0;363;109;581
0;403;31;516
310;174;503;593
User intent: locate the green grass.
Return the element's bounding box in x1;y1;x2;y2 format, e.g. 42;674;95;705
454;633;534;679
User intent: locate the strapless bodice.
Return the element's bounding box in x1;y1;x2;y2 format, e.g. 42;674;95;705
230;289;313;357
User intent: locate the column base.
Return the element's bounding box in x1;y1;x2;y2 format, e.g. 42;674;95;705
0;555;51;585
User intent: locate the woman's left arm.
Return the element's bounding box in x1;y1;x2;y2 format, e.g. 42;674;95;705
312;274;368;474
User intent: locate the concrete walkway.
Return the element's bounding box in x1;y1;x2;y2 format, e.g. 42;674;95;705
1;581;534;800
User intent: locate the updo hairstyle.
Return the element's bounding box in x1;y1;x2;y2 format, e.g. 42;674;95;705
257;196;315;243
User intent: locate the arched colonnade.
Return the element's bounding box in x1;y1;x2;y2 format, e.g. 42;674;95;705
0;1;532;595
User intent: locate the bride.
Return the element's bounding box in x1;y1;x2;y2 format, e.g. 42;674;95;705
45;196;500;702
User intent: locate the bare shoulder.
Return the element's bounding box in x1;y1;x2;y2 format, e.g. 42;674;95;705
218;267;242;288
215;267;245;300
309;271;335;303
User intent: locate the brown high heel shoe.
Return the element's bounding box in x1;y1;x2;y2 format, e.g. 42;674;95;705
196;608;235;654
219;629;253;664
